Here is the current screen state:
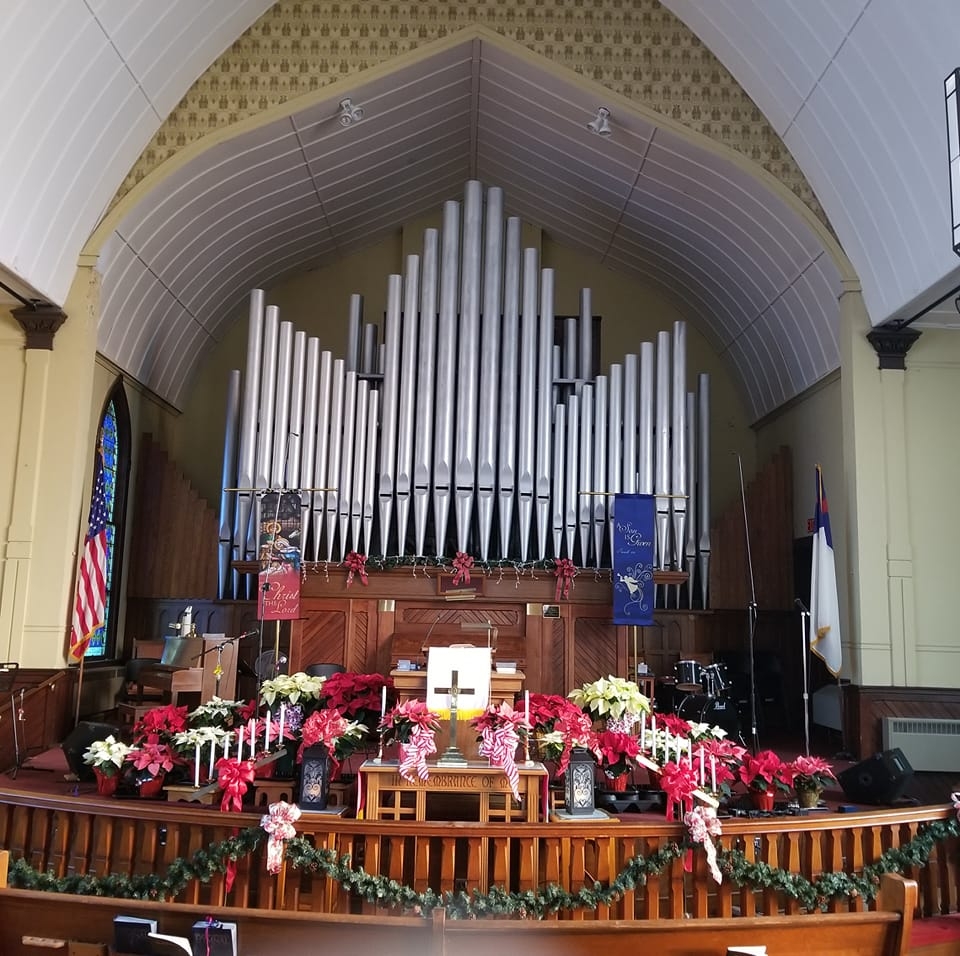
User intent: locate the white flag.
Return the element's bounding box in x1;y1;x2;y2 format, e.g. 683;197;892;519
810;465;842;675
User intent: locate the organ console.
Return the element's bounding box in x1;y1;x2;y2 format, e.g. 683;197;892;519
219;181;712;610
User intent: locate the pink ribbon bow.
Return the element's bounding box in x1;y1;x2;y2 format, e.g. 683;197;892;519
261;800;302;875
553;558;576;600
452;551;474;586
479;724;521;801
344;551;368;587
398;723;437;783
684;805;723;884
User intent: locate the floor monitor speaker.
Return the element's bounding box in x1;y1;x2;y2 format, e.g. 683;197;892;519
62;721;122;781
838;748;914;805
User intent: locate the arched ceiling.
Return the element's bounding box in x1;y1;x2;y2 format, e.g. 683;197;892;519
2;1;959;423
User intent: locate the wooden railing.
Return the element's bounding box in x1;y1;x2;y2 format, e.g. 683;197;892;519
0;788;956;920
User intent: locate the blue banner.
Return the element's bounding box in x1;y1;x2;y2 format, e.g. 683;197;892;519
612;494;656;625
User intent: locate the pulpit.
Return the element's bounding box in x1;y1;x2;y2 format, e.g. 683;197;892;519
128;635;239;707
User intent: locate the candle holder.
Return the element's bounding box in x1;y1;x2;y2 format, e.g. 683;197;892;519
523;728;534;767
372;730;385;765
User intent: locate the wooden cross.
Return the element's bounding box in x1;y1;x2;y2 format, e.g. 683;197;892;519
432;668;475;765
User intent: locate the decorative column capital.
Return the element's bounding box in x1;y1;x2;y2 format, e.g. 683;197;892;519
865;326;921;370
12;303;67;350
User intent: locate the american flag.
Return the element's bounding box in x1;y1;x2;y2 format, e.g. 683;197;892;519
70;452;109;661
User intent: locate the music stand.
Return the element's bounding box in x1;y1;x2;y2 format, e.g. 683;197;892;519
0;663;21;776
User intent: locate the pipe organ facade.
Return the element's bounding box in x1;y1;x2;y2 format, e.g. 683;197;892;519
220;182;712;609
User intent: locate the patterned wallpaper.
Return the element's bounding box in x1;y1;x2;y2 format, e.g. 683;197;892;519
117;0;822;223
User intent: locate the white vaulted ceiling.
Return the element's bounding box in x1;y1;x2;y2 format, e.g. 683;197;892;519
97;33;843;419
2;1;960;422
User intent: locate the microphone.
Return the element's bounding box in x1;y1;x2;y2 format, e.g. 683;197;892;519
794;598;808;613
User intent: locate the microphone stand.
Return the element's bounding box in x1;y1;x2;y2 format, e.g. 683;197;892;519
735;454;760;755
795;599;811;756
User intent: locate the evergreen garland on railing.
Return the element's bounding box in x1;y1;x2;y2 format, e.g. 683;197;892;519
7;818;958;918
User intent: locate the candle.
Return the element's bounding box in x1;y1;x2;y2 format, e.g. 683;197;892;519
687;739;693;767
194;743;201;788
223;734;231;762
711;756;717;793
278;703;286;744
380;684;387;715
640;711;646;747
208;738;216;779
248;718;257;761
650;715;657;759
236;725;243;762
265;709;272;751
675;735;681;764
699;747;705;786
524;689;530;728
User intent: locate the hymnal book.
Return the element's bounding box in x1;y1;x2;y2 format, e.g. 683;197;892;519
147;933;192;956
113;914;157;954
190;919;238;956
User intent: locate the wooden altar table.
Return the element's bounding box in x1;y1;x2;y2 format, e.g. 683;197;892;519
359;760;547;823
389;669;524;705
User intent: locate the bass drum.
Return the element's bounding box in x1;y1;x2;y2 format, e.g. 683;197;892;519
677;694;741;738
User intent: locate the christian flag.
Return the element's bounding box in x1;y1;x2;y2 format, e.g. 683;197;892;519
258;491;302;620
612;494;656;626
810;465;842;676
70;452;109;660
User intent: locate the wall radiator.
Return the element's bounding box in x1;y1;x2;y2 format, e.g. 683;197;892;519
882;716;960;772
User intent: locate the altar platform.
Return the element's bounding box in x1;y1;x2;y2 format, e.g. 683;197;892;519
359;759;548;822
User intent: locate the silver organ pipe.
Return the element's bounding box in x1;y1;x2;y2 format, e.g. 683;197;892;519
346;294;362;374
684;390;698;607
377;274;403;556
299;337;320;549
433;201;460;557
591;374;608;568
324;358;345;562
550;403;565;557
654;330;672;570
413;229;439;557
223;182;718;610
563;392;579;561
337;370;358;559
535;268;555;560
517;246;538;561
395;254;421;553
497;217;521;559
698;373;712;609
476;186;503;561
454;180;483;553
271;320;293;491
286;330;306;489
671;320;688;605
218;368;240;599
577;384;594;566
310;350;332;561
607;363;623;561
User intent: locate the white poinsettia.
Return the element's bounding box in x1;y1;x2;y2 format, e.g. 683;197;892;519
686;720;728;741
568;675;651;721
83;735;133;773
188;697;246;727
172;725;230;754
258;671;327;707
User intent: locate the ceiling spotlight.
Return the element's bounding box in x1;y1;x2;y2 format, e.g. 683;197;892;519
338;98;364;127
587;107;612;137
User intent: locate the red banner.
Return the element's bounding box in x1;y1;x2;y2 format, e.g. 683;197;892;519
257;492;301;621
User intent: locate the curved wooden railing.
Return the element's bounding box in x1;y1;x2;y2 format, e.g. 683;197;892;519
0;788;956;920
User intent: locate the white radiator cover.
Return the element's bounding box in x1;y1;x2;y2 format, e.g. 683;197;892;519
881;716;960;772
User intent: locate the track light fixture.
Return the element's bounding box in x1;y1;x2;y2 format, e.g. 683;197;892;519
587;106;612;137
339;98;364;127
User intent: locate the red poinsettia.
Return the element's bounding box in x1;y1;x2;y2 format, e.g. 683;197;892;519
470;701;527;736
595;730;640;778
125;734;179;777
132;704;189;743
320;672;392;719
526;693;584;734
790;755;836;792
738;749;795;794
659;712;695;737
299;707;366;763
380;699;441;744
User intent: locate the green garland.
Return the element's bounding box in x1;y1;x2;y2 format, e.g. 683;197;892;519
8;818;959;918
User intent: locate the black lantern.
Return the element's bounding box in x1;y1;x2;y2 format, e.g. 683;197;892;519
945;69;960;257
564;746;597;815
298;744;332;811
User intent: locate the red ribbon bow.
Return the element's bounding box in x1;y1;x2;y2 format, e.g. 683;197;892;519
344;551;368;587
452;551;474;586
553;559;576;600
215;756;256;893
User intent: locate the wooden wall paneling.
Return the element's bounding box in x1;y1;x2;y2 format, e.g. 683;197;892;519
522;605;544;694
848;686;960;759
295;600;349;672
346;602;371;674
571;610;619;690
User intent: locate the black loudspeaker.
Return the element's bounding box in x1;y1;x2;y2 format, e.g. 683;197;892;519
838;748;914;805
62;721;122;781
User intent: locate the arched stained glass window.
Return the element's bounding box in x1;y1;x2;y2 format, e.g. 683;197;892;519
80;380;130;660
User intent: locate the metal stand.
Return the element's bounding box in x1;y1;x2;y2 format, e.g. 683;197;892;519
0;664;21;777
796;600;811;757
735;454;760;754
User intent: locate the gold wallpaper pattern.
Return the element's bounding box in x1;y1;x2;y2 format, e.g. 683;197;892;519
117;0;822;223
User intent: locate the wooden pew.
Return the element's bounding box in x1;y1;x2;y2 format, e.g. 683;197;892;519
0;872;916;956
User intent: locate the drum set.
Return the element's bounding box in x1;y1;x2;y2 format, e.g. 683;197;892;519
671;659;742;740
